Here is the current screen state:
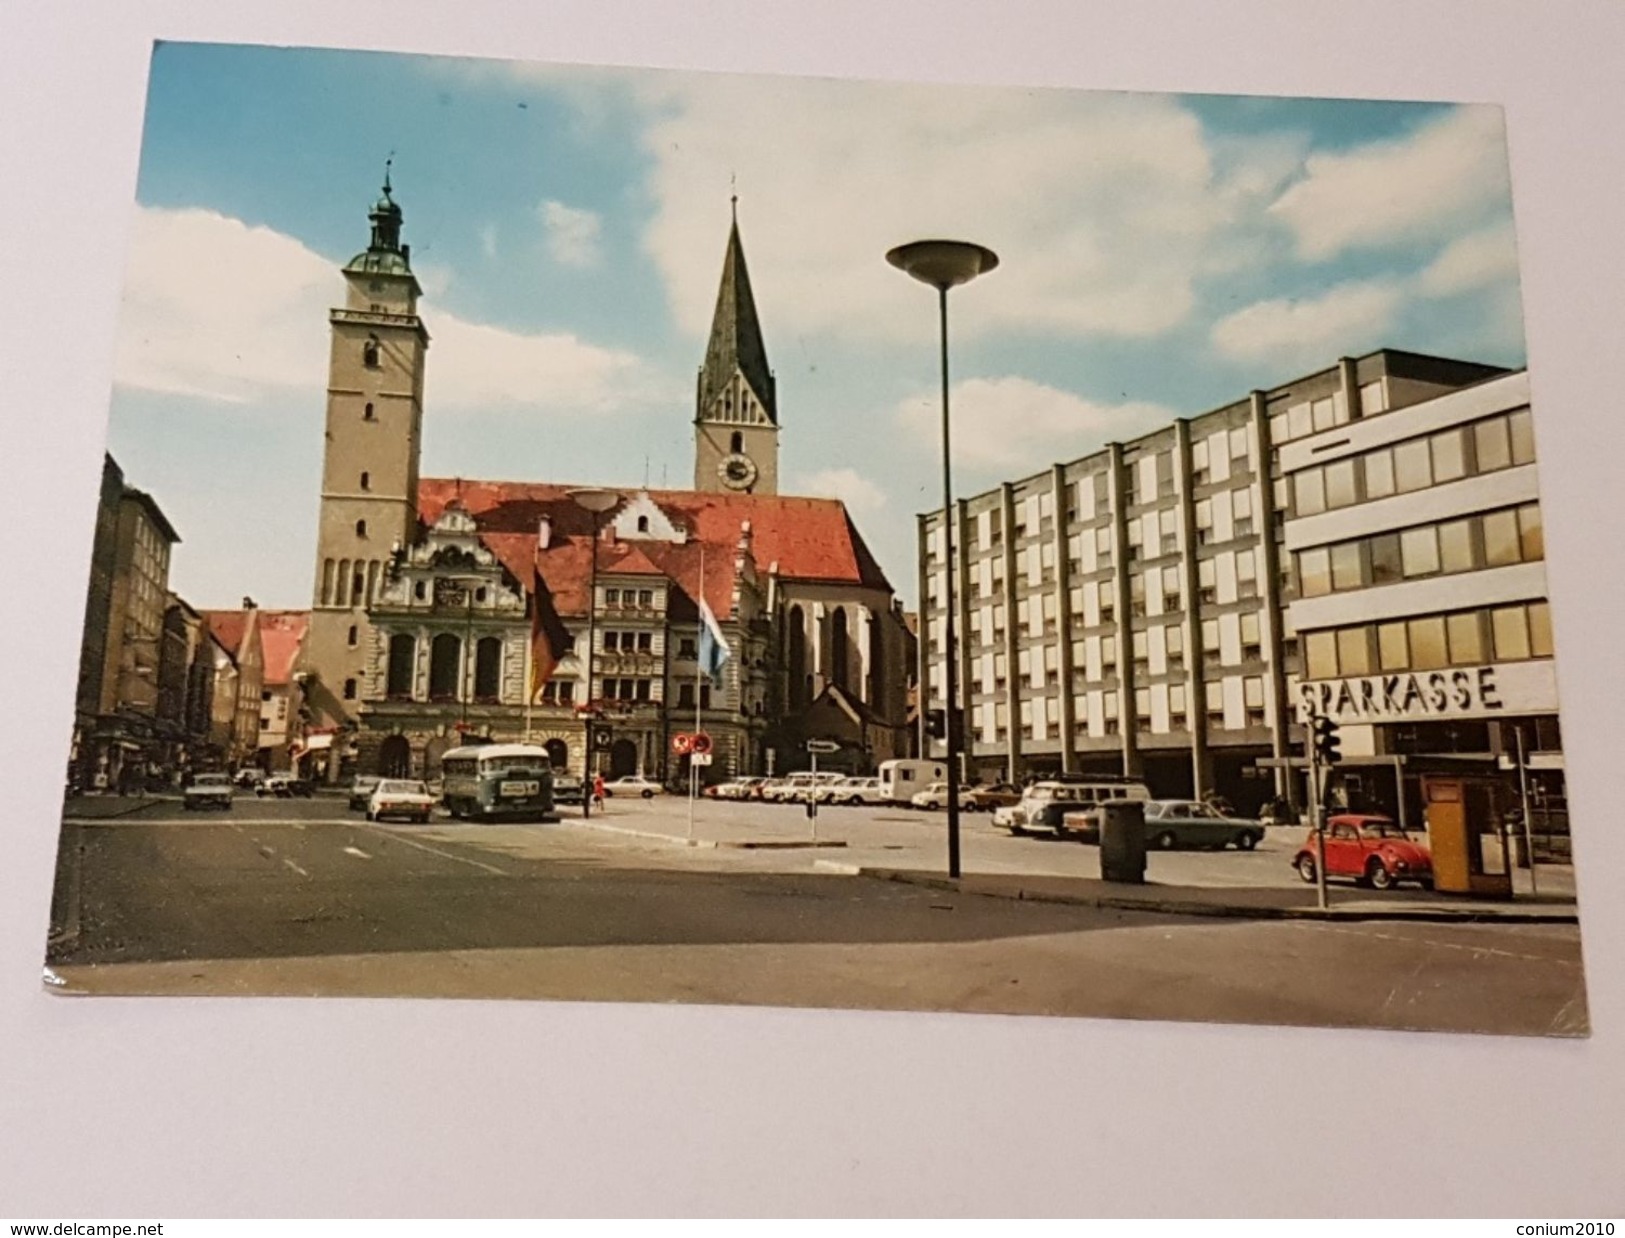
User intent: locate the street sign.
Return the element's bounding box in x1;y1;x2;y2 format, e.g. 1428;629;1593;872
672;732;694;755
806;739;839;754
589;723;613;750
691;732;713;756
691;753;713;766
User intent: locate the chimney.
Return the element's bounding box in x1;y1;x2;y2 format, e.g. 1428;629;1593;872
537;515;552;549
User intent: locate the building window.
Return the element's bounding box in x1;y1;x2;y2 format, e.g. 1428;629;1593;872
605;588;620;606
1236;551;1258;599
678;637;697;659
363;336;380;368
386;634;415;700
730;431;743;453
363;401;376;421
343;678;357;701
360;471;370;491
414;580;427;601
1241;612;1262;660
638;589;654;609
474;636;502;702
347;624;358;647
429;633;462;701
637;515;650;534
356;519;368;539
678;683;695;709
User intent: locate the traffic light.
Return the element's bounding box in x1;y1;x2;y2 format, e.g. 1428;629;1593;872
925;709;946;739
1311;716;1342;765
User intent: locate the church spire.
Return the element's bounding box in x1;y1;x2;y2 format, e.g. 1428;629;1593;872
697;202;777;426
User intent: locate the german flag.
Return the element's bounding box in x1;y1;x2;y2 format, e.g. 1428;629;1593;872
529;561;574;697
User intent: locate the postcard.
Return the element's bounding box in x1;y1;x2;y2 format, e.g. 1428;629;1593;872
44;41;1586;1037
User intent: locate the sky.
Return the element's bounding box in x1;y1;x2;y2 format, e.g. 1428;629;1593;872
104;41;1528;611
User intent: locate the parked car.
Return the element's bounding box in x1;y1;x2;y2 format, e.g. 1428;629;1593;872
552;774;584;804
603;774;663;799
711;776;767;801
258;775;315;798
232;767;265;790
817;776;885;806
1292;814;1433;890
964;782;1022;812
1009;779;1152;837
910;782;976;812
183;772;234;811
1140;800;1265;851
367;779;436;824
764;772;842;803
347;775;382;812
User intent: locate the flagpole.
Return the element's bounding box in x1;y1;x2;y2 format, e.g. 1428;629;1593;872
688;545;704;842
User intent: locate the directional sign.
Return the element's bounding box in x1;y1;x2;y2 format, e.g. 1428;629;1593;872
805;740;840;755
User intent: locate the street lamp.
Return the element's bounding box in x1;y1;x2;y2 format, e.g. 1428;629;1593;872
568;487;620;818
887;239;999;881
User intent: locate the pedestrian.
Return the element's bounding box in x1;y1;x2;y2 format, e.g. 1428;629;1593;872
592;772;606;810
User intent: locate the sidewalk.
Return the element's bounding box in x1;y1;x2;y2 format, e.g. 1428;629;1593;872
852;867;1580;925
567;803;1579;925
61;794;176;820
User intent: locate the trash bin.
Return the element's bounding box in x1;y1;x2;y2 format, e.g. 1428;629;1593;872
1099;798;1147;884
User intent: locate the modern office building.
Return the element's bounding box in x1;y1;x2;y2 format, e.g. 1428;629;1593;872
916;349;1519;812
1279;367;1563;834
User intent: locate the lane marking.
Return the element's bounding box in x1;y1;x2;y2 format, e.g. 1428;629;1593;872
354;822;509;875
343;846;372;860
282;858;310;878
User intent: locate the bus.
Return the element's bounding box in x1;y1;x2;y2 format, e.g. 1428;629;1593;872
440;743;556;821
877;758;947;805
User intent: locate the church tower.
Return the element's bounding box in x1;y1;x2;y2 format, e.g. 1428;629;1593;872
305;169;430;736
694;201;779;495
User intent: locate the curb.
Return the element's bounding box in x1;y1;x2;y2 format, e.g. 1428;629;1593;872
862;869;1581;925
717;839;849;851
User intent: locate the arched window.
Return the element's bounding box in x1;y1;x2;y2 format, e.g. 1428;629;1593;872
637;515;650;534
474;636;502;702
787;605;807;709
343;678;357;701
356;519;368;538
363;336;380;368
321;559;336;606
351;567;365;601
830;607;849;691
730;431;743;454
867;621;884;707
360;471;370;491
346;624;358;647
386;634;415;699
429;633;462;701
338;559;351;605
363;402;376;421
413;580;426;601
543;738;568;770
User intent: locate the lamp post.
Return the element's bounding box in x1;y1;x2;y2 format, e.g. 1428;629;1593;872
568;487;620;818
887;239;999;881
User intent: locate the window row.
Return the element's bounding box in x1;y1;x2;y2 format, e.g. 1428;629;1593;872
1302;601;1554;680
384;632;505;702
1296;503;1543;598
599;677;656;702
321;557;386;608
603;587;659;609
1292;407;1535;518
602;630;655;653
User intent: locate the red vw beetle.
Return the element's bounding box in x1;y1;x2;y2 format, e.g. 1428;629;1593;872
1293;813;1433;890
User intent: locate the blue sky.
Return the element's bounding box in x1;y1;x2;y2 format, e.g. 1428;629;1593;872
106;42;1527;610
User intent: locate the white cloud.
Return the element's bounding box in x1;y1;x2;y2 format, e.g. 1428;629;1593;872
114;205;649;413
896;376;1174;473
1211;281;1404;369
634;78;1285;348
1415;221;1521;298
793;467;887;516
539;200;602;268
479;223;498;260
1269;107;1512;261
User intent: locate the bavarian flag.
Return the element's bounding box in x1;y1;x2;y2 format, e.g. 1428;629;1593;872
529;562;573;696
698;595;731;687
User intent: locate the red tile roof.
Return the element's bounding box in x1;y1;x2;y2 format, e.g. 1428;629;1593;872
418;479;893;620
200;610;252;659
256;610;310;686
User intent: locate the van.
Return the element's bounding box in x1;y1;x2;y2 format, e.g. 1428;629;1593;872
877;759;948;805
1008;779;1151;837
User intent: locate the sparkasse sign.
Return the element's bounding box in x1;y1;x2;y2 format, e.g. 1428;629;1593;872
1295;659;1558;725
